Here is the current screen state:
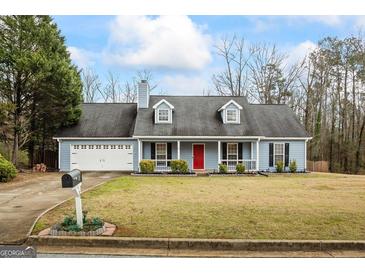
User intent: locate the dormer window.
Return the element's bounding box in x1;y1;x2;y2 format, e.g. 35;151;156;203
157;109;170;123
226;109;239;123
218;99;243;124
153;99;174;124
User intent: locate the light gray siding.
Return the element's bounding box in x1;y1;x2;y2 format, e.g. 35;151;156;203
181;142;218;171
142;142;177;159
142;141;219;171
59;139;138;171
259;140;306;172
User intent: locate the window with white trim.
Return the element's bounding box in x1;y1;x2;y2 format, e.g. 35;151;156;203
225;108;239;123
227;143;238;168
274;143;284;165
156;143;167;167
157;109;170;123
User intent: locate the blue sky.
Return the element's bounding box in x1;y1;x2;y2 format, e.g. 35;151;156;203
53;15;365;95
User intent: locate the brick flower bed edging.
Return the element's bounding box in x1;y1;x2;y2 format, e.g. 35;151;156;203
38;222;116;237
27;236;365;252
131;173;197;177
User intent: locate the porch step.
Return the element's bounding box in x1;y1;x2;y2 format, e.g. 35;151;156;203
194;171;209;176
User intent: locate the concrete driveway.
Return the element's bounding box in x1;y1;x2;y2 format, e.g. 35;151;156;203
0;172;123;244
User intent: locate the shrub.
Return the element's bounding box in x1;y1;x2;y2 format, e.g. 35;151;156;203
66;224;82;232
171;160;189;173
289;160;297;173
275;160;284;173
236;163;245;174
0;154;17;182
91;217;103;228
62;215;76;226
139;160;155;173
219;163;228;174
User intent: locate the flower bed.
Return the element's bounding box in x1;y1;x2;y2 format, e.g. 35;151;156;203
132;172;196;177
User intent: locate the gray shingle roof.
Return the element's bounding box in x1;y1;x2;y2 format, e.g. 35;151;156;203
55;103;137;137
133;96;309;137
55;96;309;138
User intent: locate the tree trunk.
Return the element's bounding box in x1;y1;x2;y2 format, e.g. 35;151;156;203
355;118;365;174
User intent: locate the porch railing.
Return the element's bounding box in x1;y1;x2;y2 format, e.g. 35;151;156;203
220;159;257;171
152;159;175;172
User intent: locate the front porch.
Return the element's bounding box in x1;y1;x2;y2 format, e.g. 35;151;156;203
138;140;259;172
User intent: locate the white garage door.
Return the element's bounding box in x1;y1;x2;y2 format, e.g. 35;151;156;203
70;144;133;171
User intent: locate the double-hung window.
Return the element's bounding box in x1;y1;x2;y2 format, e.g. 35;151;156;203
227;143;238;169
274;143;284;165
226;109;239;123
157;109;169;123
156;143;167;167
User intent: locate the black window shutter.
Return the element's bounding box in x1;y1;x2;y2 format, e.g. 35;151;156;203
269;143;273;167
222;143;227;160
238;143;243;160
167;143;172;159
285;143;290;167
151;143;155;159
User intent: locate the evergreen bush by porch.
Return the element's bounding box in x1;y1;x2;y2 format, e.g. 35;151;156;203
236;163;245;174
0;154;17;182
219;163;228;173
170;160;189;173
276;160;284;173
139;160;155;173
289;160;297;173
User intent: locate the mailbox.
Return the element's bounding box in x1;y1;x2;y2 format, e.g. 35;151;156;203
62;169;82;188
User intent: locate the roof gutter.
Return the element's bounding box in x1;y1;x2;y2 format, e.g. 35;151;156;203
52;137;137;140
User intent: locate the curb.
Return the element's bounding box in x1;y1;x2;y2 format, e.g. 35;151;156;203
27;236;365;252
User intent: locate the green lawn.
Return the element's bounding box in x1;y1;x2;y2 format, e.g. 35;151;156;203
33;173;365;240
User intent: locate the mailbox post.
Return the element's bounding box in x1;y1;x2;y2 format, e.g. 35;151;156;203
61;169;83;228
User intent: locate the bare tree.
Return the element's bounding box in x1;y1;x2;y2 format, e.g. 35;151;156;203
248;43;305;104
212;35;254;96
81;68;101;103
99;71;122;103
121;69;158;103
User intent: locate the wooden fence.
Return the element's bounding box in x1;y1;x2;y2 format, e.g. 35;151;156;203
307;161;329;172
34;150;58;170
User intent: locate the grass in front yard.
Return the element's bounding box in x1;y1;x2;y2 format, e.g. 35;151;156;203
33;173;365;240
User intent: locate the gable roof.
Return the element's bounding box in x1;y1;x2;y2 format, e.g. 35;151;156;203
218;99;243;111
55;96;309;139
152;99;175;109
133;95;309;137
55;103;137;138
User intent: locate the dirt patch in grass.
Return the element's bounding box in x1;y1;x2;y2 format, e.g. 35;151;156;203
33;173;365;240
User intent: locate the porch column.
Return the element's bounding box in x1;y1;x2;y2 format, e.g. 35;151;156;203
138;140;142;171
177;140;180;160
57;139;61;171
256;139;260;171
218;141;221;166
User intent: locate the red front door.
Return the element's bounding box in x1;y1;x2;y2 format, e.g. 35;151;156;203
193;144;205;170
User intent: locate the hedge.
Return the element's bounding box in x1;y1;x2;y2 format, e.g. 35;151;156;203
139;160;155;173
170;160;189;173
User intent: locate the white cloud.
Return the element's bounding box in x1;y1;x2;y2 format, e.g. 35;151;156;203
103;16;212;70
67;46;96;68
304;16;343;27
159;74;212;95
287;40;317;65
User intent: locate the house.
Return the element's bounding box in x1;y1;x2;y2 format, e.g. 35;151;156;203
54;80;311;172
